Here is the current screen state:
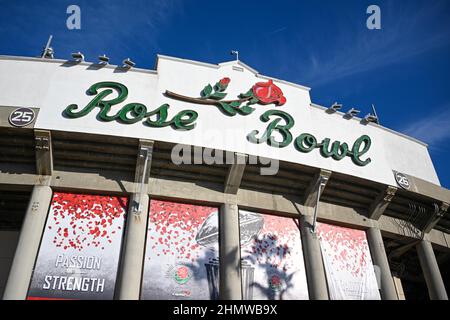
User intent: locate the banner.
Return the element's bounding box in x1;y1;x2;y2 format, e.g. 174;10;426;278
239;210;309;300
316;222;381;300
27;192;128;300
141;200;219;300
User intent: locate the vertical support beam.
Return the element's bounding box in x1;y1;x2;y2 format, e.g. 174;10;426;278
366;227;398;300
416;240;448;300
117;194;149;300
219;203;242;300
34;130;53;176
300;214;329;300
369;186;397;220
303;169;331;207
3;185;52;300
117;140;153;300
224;153;247;194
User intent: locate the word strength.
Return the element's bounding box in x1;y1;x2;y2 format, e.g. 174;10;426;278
42;276;105;292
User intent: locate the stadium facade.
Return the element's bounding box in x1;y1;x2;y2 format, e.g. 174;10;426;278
0;54;449;300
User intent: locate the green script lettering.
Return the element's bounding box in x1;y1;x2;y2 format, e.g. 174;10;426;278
251;110;372;166
64;81;198;130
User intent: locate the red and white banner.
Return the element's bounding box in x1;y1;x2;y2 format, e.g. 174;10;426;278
317;222;380;300
239;210;309;300
141;200;219;300
27;192;128;300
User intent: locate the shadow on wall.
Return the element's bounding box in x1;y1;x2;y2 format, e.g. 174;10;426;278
181;249;220;300
179;238;298;301
242;232;297;300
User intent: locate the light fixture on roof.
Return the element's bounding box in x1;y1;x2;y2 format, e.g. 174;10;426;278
363;113;379;123
326;102;342;113
230;50;239;61
122;58;135;69
71;52;84;62
98;54;109;65
345;108;360;118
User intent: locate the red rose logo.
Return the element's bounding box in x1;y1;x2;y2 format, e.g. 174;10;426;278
252;80;286;106
177;266;189;278
166;77;288;117
219;77;231;87
174;265;191;284
269;274;282;291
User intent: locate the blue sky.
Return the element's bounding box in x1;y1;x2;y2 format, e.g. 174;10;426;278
1;0;449;187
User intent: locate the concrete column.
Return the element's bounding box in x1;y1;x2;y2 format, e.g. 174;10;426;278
300;215;329;300
416;240;448;300
366;227;398;300
219;203;242;300
3;185;52;300
117;193;149;300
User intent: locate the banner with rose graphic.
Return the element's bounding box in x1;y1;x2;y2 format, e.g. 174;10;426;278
239;210;309;300
141;200;219;300
316;222;381;300
27;192;128;300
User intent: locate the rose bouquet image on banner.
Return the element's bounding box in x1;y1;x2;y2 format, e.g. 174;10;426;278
27;192;128;300
316;222;381;300
239;210;309;300
141;200;219;300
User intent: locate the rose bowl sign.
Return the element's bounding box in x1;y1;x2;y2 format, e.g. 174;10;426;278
64;78;372;167
2;55;439;187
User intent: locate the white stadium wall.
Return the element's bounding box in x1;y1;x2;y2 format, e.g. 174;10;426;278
0;55;440;187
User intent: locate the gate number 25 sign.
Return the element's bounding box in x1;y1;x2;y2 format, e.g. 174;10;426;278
9;107;36;127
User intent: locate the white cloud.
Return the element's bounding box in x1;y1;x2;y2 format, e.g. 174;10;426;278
401;105;450;146
294;1;450;86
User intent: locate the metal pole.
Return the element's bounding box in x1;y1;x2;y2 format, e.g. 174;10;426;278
41;35;53;58
311;179;324;233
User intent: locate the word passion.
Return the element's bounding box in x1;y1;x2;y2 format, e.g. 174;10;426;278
64;82;371;166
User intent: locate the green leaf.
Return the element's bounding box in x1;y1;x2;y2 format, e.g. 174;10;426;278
218;102;237;116
249;97;259;104
237;105;256;115
230;101;241;108
201;84;213;98
240;89;253;98
215;82;225;92
210;92;227;100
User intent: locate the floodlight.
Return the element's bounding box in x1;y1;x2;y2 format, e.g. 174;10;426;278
326;102;342;113
98;54;109;64
345;108;360;118
122;58;135;68
71;52;84;62
363;113;378;123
